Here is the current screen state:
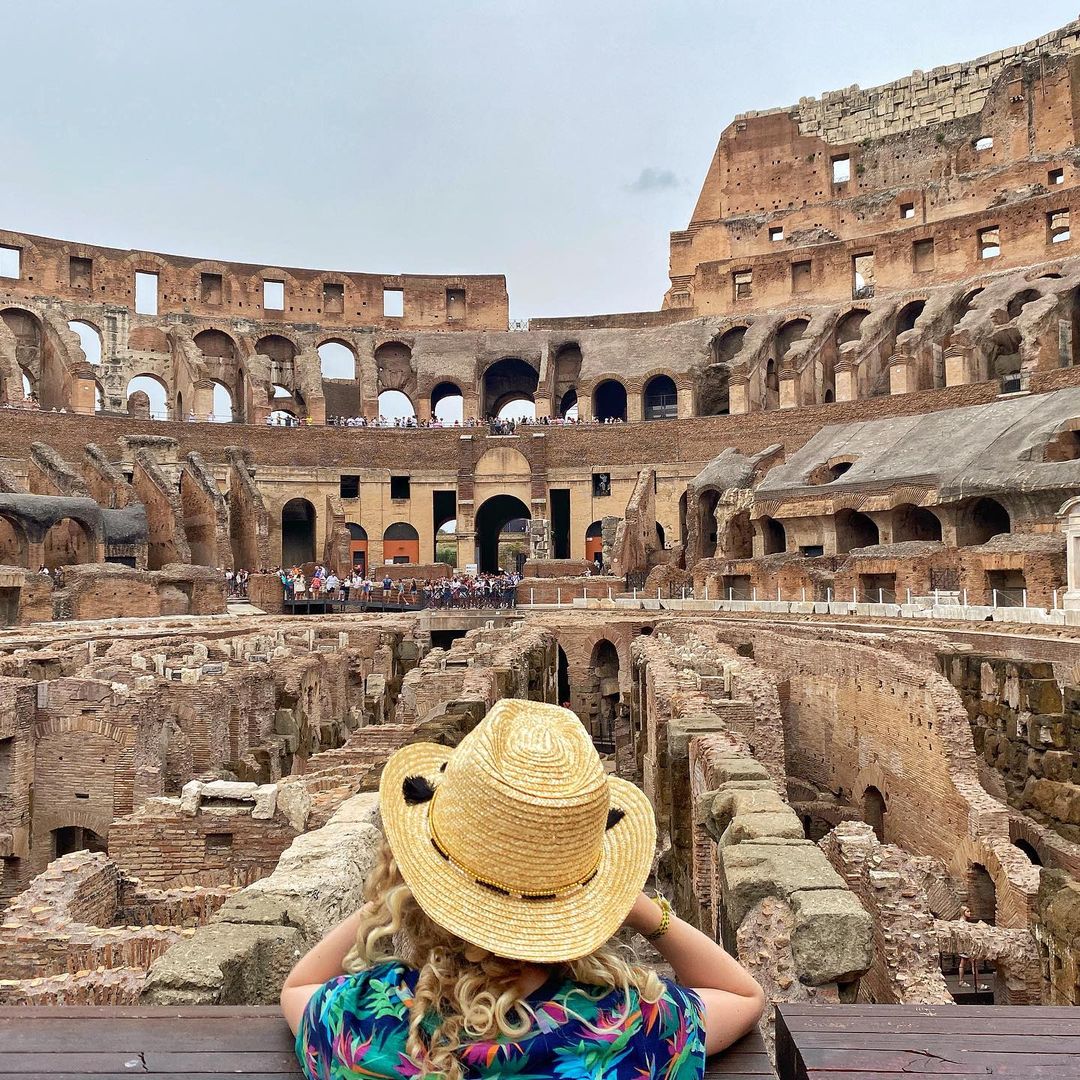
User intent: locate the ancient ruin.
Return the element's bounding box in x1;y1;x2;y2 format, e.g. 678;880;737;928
2;15;1080;1066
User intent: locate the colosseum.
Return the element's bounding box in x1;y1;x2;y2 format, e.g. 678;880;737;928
2;13;1080;1077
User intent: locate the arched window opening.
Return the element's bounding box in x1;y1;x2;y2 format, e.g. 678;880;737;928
482;357;538;419
712;326;747;365
21;372;33;401
318;341;355;380
835;509;879;553
957;288;984;320
863;786;886;843
281;498;316;565
383;521;420;565
255;335;297;362
558;388;578;420
68;320;102;365
655;521;666;549
896;300;926;336
761;516;786;555
1013;839;1042;866
836;309;869;346
891;504;942;543
431;381;464;424
593;380;627;422
273;384;292;399
125;375;168;420
378;390;416;422
776;318;809;358
968;864;996;925
211;381;233;423
643;375;678;421
957;498;1010;546
764;359;780;410
809;458;856;485
269;409;297;426
194;329;237;360
1007;290;1041;321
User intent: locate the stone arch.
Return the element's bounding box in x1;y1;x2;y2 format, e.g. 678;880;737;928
863;785;886;842
317;339;357;381
1006;289;1042;321
481;357;538;417
892;504;942;543
643;374;678;420
43;517;93;569
255;334;298;362
125;373;169;419
281;498;316;565
474;494;531;573
895;300;926;336
67;320;102;366
475;445;531;480
836;307;870;346
759;515;786;555
0;513;29;567
955;497;1010;546
383;521;420;564
552;343;581;418
835;508;879;553
585;520;604;565
764;357;780;410
430;380;463;423
585;638;620;751
776;318;810;360
712;325;749;365
593;379;627;422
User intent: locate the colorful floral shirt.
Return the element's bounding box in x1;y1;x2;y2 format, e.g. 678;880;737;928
296;960;706;1080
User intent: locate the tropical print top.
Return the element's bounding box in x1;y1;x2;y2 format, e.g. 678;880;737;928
296;960;707;1080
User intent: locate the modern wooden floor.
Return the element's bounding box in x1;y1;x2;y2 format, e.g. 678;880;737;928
0;1005;770;1079
776;1003;1080;1079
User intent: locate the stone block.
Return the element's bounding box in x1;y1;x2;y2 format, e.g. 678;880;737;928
790;889;873;985
718;842;848;927
1030;779;1080;826
719;812;805;848
706;787;789;840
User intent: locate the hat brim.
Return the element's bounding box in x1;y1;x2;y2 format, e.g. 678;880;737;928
379;740;657;963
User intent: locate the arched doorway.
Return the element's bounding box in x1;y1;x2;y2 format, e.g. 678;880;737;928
557;646;571;708
281;499;316;565
643;375;678;420
593;380;627;422
892;504;942;542
587;639;620;752
835;509;879;553
68;320;102;365
0;515;28;566
318;341;355;380
475;495;531;573
957;498;1010;546
125;374;169;419
698;490;721;559
43;518;93;569
431;381;464;424
383;522;419;564
968;864;997;925
585;520;603;567
52;825;106;859
761;516;786;555
346;523;368;574
864;786;886;842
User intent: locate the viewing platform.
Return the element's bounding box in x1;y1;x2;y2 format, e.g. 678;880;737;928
3;1004;1078;1079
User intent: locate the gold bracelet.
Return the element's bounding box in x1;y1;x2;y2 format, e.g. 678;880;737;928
645;895;672;941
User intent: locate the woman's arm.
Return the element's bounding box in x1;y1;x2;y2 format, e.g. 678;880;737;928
624;893;765;1055
279;906;372;1034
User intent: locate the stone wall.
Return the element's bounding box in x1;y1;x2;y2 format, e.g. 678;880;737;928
944;653;1080;845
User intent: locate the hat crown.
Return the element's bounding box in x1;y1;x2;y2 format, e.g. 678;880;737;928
431;700;609;895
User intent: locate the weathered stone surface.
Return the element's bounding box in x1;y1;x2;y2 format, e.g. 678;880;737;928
790;888;874;986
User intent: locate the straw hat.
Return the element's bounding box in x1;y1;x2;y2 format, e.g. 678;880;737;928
379;699;656;963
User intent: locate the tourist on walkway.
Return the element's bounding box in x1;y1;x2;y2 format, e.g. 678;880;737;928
281;700;765;1075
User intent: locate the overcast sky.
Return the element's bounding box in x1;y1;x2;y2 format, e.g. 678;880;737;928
4;2;1077;319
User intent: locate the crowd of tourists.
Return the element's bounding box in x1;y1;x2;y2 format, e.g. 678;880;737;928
320;413;629;431
272;564;520;609
224;569;251;598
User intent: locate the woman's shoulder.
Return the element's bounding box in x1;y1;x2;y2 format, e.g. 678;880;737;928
306;961;419;1024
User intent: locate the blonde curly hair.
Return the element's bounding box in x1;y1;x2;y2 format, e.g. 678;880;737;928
343;838;663;1080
